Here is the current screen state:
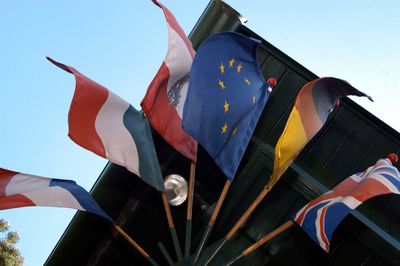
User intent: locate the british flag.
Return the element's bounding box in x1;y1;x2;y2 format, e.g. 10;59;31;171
292;158;400;252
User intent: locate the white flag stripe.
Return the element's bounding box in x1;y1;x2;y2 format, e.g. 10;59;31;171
165;25;193;118
95;91;140;176
6;173;51;196
22;186;84;210
369;173;400;193
349;174;364;183
294;203;311;225
340;196;362;209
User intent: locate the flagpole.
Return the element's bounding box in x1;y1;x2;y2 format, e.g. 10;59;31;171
185;162;196;257
157;241;174;266
224;220;294;266
204;182;274;265
193;179;231;263
161;192;183;261
112;224;159;266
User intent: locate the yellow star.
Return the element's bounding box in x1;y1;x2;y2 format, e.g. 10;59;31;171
252;95;256;103
220;63;225;74
232;127;238;136
244;78;251;86
218;79;225;89
229;58;235;67
223;101;229;113
237;63;242;73
221;122;228;134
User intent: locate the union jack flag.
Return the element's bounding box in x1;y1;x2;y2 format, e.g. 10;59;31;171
292;158;400;252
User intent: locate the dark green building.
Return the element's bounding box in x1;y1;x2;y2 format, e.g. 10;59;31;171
46;1;400;265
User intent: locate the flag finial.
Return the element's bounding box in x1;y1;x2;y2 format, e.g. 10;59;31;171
388;153;398;164
267;77;277;88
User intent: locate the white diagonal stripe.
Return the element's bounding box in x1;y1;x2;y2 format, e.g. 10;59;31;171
95;91;140;176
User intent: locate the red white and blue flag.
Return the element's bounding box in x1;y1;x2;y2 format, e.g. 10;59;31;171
293;158;400;252
141;0;197;162
0;168;113;222
47;57;165;191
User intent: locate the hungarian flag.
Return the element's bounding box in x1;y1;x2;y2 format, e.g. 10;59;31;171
140;0;197;162
0;168;113;223
47;57;165;192
293;158;400;252
268;77;373;188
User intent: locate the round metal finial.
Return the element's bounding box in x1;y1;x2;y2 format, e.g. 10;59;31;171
388;153;398;164
267;77;277;88
164;174;188;206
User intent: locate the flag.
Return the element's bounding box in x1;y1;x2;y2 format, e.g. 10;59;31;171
292;158;400;252
140;0;197;162
268;77;373;188
182;32;274;180
47;57;165;191
0;168;113;223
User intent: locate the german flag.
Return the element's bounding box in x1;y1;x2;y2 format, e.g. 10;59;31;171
267;77;373;188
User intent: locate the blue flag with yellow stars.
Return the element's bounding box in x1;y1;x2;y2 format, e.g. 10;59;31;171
182;32;272;180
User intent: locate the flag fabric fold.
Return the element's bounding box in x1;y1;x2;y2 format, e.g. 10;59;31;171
292;158;400;252
141;0;197;162
269;77;373;188
182;32;273;180
47;57;165;191
0;168;113;223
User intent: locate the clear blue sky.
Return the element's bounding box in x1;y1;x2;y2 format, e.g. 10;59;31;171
0;1;399;265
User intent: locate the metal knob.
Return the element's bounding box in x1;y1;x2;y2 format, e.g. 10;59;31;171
164;174;188;206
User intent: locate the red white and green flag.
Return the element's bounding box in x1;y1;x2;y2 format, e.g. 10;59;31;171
48;57;165;191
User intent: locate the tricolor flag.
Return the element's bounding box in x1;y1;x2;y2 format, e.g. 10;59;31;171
0;168;113;223
293;158;400;252
141;0;197;162
47;57;165;191
268;77;373;188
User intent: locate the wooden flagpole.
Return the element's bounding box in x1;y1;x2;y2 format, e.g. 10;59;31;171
112;224;159;266
194;179;232;263
184;162;196;257
161;192;183;261
224;220;294;266
204;182;275;265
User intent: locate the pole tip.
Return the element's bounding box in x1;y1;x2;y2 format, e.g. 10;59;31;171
267;77;277;88
388;153;398;164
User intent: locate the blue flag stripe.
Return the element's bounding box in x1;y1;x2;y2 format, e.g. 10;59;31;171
49;179;113;223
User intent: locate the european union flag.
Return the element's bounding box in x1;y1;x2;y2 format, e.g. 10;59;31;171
182;32;271;180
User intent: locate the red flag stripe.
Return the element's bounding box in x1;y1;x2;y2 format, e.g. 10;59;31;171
47;57;108;158
0;169;17;197
141;1;197;162
68;68;108;158
295;82;324;140
0;194;35;210
317;206;330;251
46;58;107;158
142;64;197;161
